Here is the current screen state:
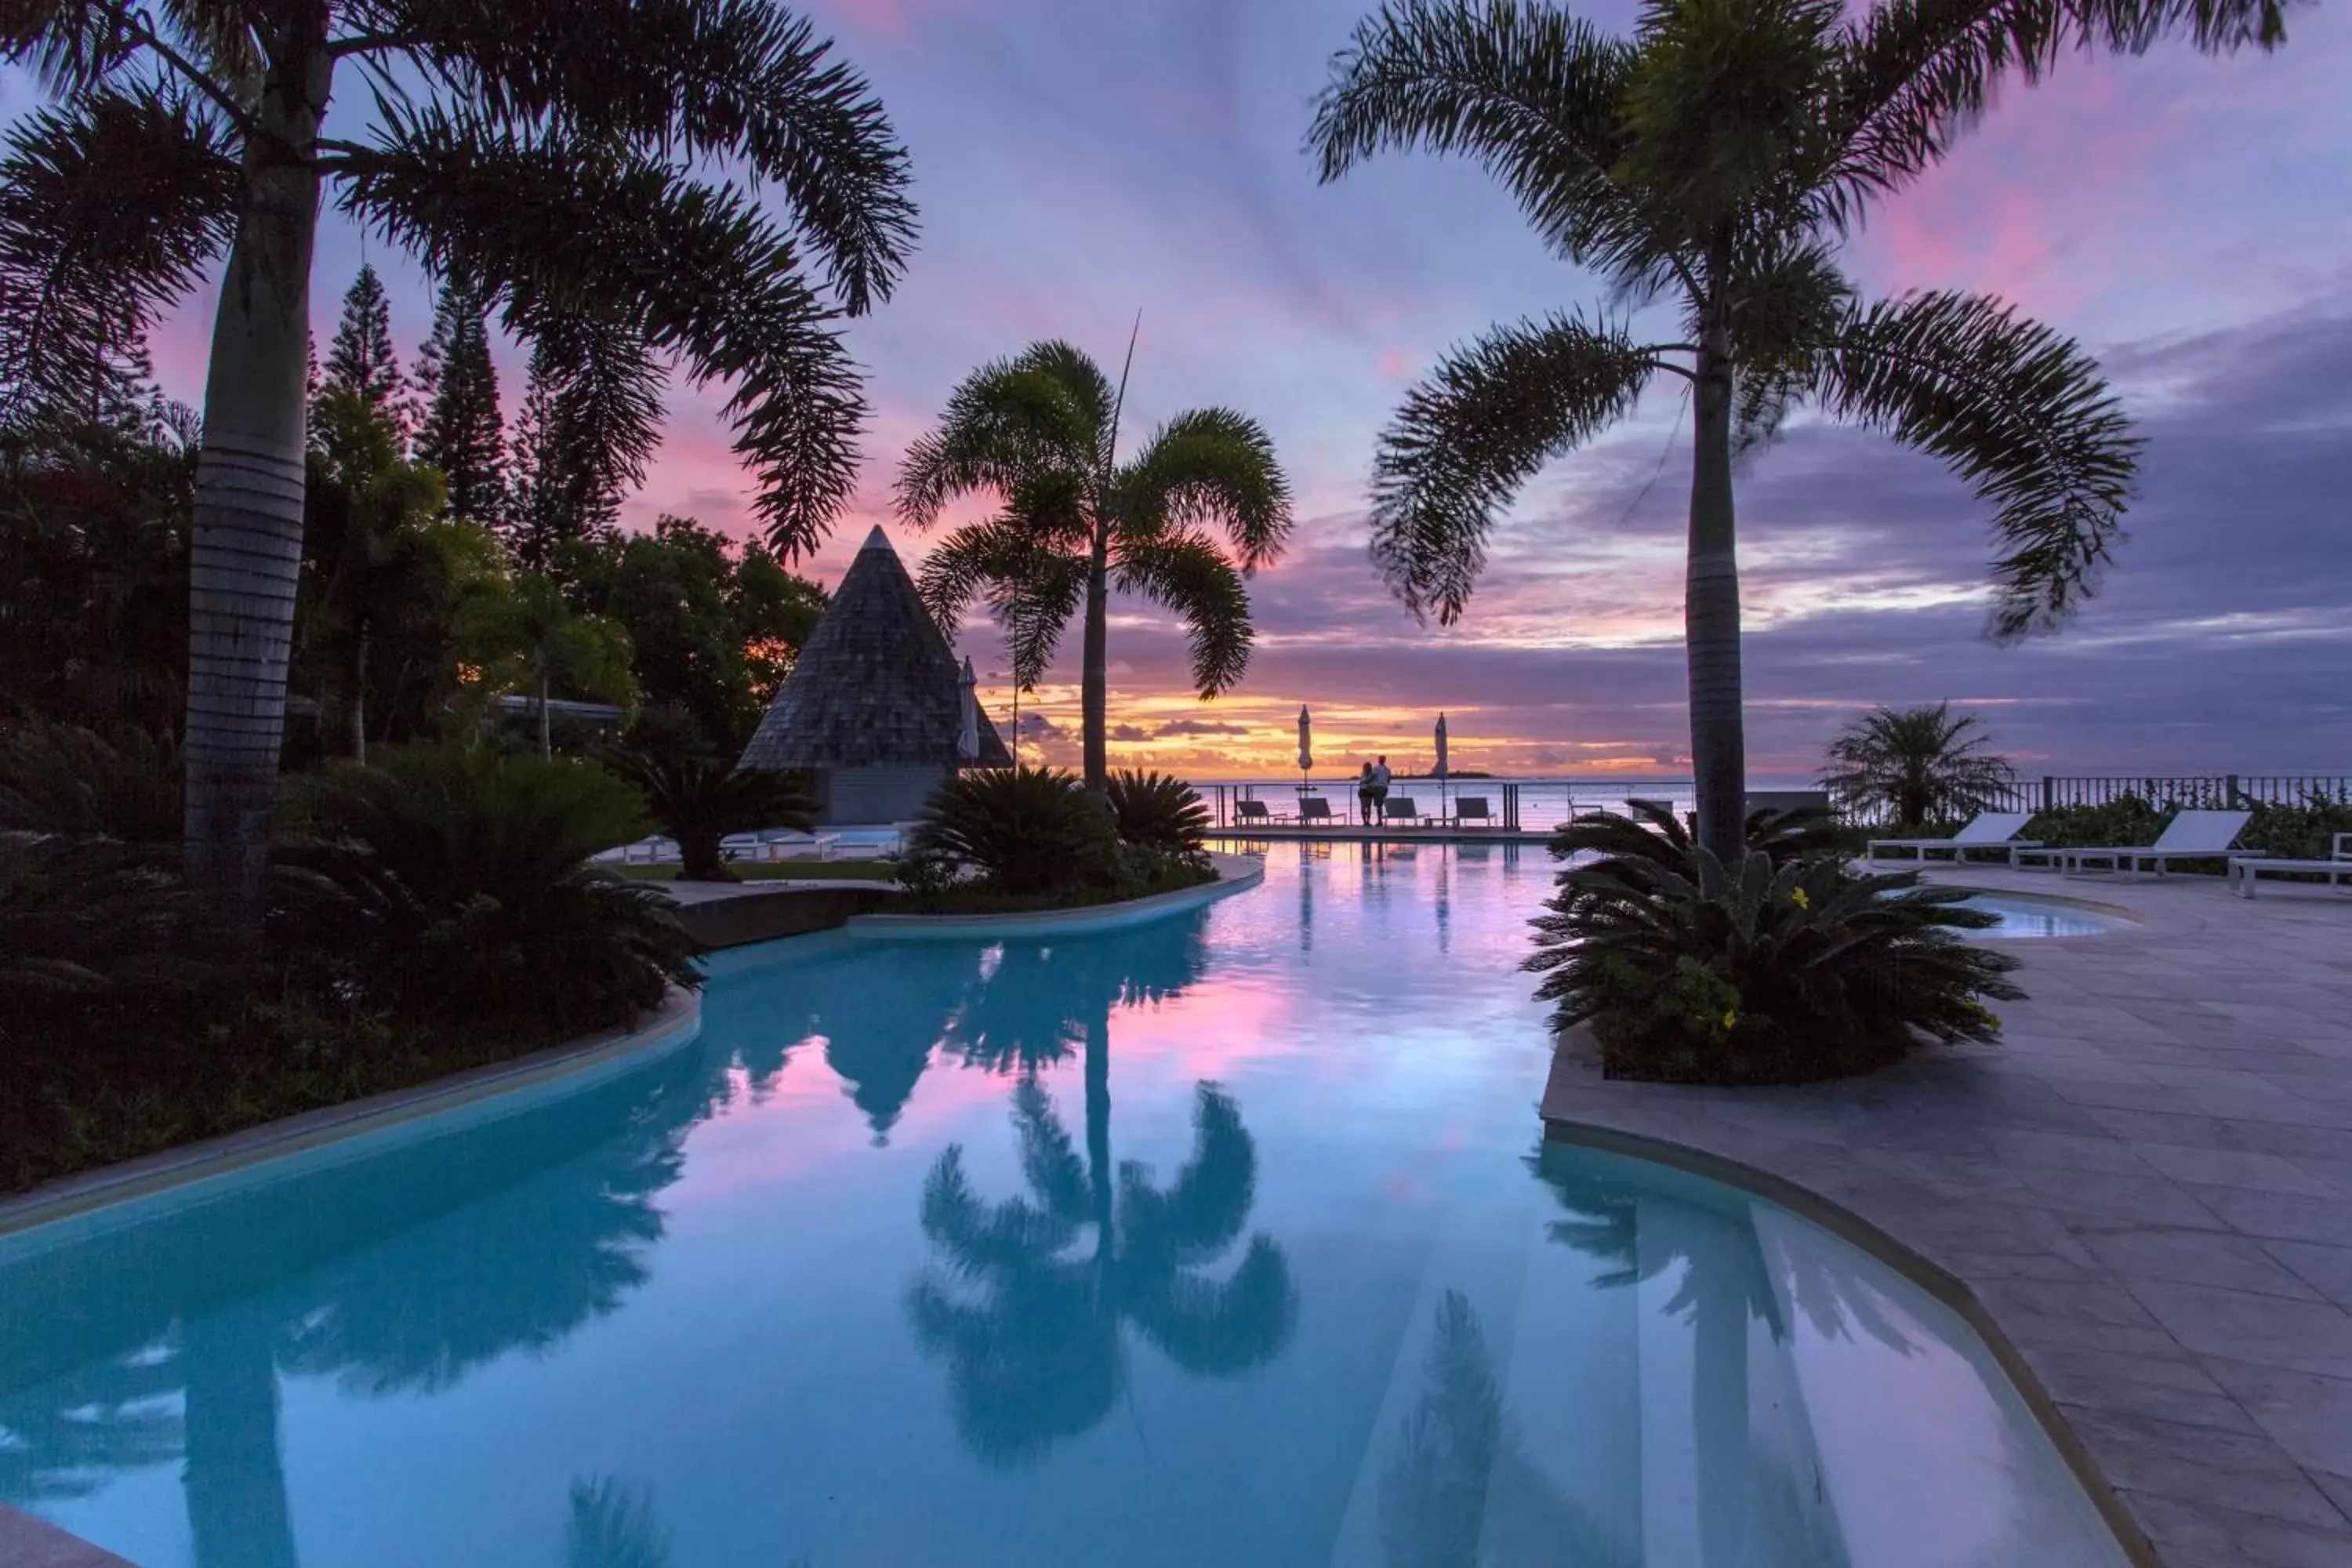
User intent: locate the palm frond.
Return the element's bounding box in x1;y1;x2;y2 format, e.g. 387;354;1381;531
1307;0;1663;291
350;0;915;312
916;521;1085;691
0;91;238;430
514;309;669;529
342;107;862;561
1119;408;1294;571
1822;0;2294;230
895;354;1104;524
1368;313;1661;624
1808;290;2140;639
1722;238;1857;460
1112;530;1253;698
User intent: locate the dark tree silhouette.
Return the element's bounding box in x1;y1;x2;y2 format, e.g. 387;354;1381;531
413;278;506;526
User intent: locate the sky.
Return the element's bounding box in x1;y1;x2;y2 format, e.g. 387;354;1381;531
7;0;2350;780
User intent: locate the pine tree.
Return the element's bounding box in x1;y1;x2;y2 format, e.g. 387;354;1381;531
413;281;506;527
505;339;632;570
320;264;408;437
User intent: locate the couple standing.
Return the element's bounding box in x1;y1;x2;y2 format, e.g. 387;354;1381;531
1356;756;1392;822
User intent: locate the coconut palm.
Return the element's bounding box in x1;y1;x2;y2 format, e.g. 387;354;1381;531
1305;0;2289;860
2;4;916;937
896;339;1294;791
1822;701;2016;826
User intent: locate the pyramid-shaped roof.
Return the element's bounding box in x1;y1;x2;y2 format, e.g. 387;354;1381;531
739;527;1014;771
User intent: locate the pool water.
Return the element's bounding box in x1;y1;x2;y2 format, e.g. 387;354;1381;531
1;843;2127;1567
1951;893;2132;938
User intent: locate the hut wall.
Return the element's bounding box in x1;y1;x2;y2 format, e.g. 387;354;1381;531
821;764;950;826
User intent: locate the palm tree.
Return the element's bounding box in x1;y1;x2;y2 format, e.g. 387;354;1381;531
1305;0;2289;861
895;339;1294;791
607;742;816;881
2;5;917;938
1822;702;2016;827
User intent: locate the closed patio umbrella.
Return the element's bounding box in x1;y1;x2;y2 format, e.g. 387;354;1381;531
956;656;980;764
1297;706;1313;792
1435;713;1449;822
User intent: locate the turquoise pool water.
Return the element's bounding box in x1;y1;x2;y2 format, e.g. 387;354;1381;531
1951;893;2132;938
2;843;2126;1567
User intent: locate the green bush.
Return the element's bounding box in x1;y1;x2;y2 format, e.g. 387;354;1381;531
2024;795;2169;851
1104;770;1212;858
904;766;1118;898
0;721;181;844
1548;799;1850;869
289;744;702;1033
2239;793;2352;860
605;731;815;882
1527;829;2023;1086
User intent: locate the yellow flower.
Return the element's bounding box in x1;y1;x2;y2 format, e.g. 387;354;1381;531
1791;887;1810;910
1720;1009;1739;1030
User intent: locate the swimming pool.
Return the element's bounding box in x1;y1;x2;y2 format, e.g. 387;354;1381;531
1;844;2126;1566
1951;892;2134;938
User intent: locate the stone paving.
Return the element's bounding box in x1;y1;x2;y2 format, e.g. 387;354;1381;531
1540;865;2352;1568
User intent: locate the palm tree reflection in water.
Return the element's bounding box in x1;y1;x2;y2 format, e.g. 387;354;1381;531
1532;1142;1894;1567
909;916;1298;1466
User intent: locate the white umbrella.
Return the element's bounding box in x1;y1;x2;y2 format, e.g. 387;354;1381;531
1297;706;1313;786
1435;713;1450;824
956;655;980;763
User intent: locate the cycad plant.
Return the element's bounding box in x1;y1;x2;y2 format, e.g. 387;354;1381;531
1526;826;2021;1083
607;742;815;883
1822;702;2016;827
2;3;916;937
1102;769;1213;856
896;340;1294;790
1307;0;2289;860
904;764;1118;898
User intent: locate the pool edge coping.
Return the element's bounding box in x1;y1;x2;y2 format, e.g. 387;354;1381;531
839;851;1264;938
1540;1045;2161;1568
0;987;703;1241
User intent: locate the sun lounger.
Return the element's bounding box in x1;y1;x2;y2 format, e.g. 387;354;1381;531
1299;797;1336;826
1452;797;1494;829
1866;811;2040;867
2230;833;2352;898
1233;798;1275;827
1382;796;1425;826
2012;809;2250;877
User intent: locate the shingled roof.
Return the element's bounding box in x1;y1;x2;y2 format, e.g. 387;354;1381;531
738;526;1014;771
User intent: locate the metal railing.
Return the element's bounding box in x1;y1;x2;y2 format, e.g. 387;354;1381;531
1193;774;2352;833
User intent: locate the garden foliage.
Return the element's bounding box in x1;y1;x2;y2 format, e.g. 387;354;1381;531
1528;806;2022;1085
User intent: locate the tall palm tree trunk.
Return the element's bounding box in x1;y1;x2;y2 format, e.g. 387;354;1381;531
1081;521;1110;792
181;1303;298;1568
350;624;369;764
183;45;332;941
1685;331;1746;862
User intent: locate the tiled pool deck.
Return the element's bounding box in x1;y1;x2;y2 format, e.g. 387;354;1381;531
1541;866;2352;1567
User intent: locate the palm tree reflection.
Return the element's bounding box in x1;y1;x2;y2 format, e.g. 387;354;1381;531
0;1043;713;1566
908;914;1294;1467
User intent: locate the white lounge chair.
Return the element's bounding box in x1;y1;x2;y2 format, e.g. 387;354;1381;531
2230;833;2352;899
2012;809;2250;877
1298;797;1337;827
1451;797;1494;829
1232;798;1276;827
1866;811;2040;867
1382;796;1425;826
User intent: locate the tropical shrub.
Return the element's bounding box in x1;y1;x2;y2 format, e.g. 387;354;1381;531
2241;793;2352;860
1105;770;1213;858
289;745;702;1033
0;720;181;844
1823;704;2016;828
607;731;816;882
904;766;1118;898
2024;795;2169;851
1548;800;1849;871
1528;828;2022;1086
